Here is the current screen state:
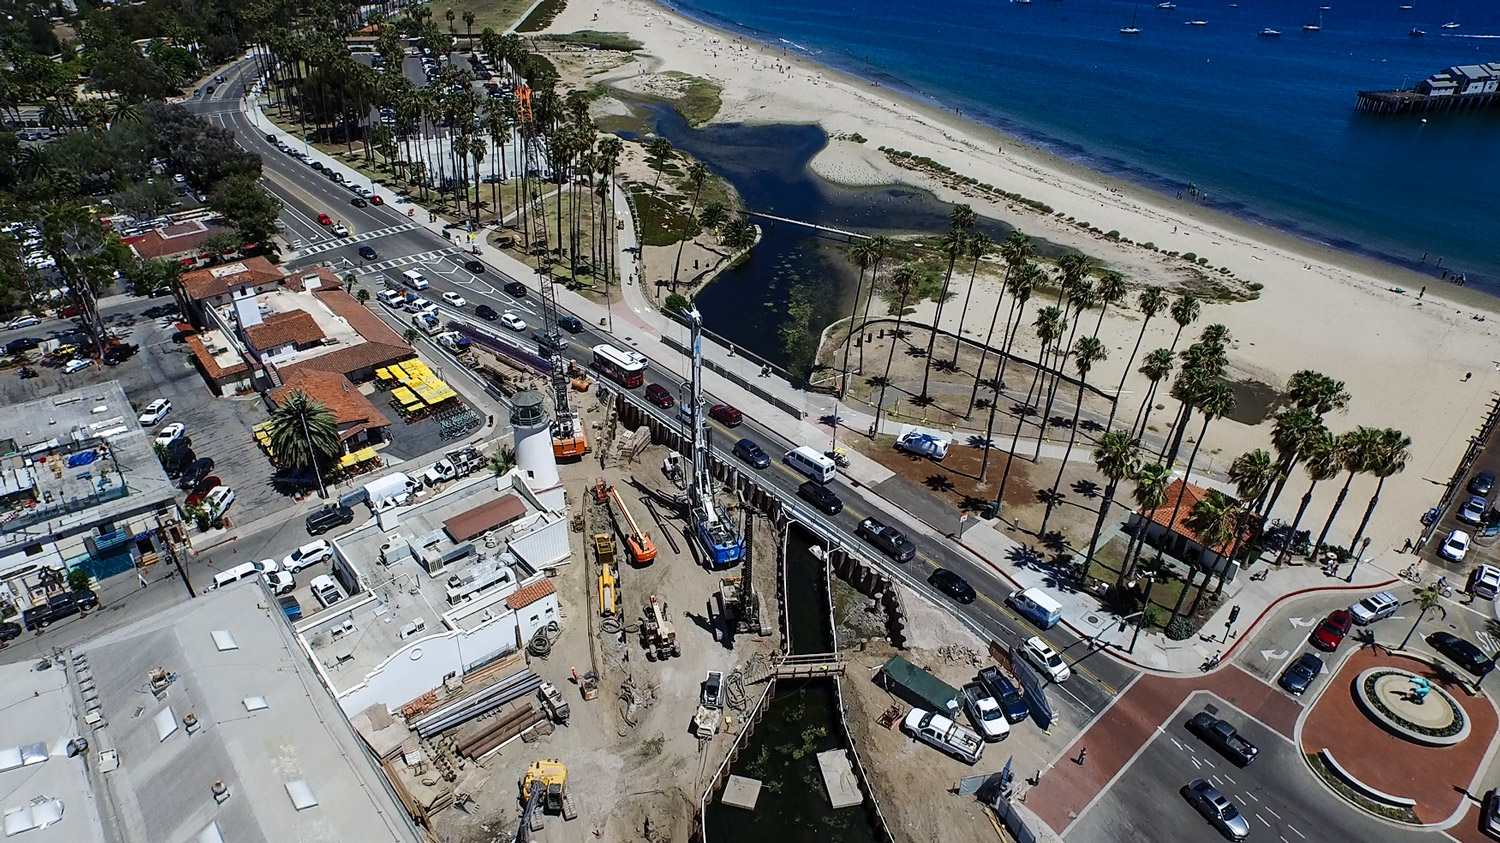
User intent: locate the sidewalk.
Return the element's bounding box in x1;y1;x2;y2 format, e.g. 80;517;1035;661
240;89;1397;675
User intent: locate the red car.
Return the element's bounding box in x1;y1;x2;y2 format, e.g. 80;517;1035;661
369;195;384;206
185;476;221;508
58;304;83;318
708;404;743;427
317;213;332;225
1310;609;1353;651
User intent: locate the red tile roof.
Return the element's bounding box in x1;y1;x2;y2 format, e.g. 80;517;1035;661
270;370;391;441
506;578;557;611
444;495;526;543
312;284;408;347
1138;479;1243;555
180;256;285;301
124;223;229;260
244;310;324;352
184;333;248;380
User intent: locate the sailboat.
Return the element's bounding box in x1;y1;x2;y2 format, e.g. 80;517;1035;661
1121;4;1142;33
1303;9;1323;30
1441;20;1460;29
1156;2;1176;8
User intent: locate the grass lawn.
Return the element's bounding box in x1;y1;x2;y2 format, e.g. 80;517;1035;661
427;0;534;40
1088;536;1210;632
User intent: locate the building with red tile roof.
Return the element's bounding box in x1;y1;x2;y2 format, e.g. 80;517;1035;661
1128;478;1252;575
270;370;391;448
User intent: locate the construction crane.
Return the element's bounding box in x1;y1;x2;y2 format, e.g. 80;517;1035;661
593;479;657;565
515;82;588;460
683;307;743;568
513;760;577;843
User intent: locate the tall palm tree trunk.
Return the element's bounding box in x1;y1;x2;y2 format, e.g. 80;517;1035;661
968;272;1011;415
1310;471;1357;563
1040;375;1090;536
979;296;1026;481
1110;319;1153;432
1347;477;1387;556
1275;485;1322;566
873;287;913;433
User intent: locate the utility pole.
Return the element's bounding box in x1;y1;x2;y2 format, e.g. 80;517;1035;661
157;517;196;599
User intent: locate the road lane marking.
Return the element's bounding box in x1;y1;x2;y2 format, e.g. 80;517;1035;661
1264;806;1280;819
1288;825;1304;838
1257;814;1270;828
1242;791;1259;802
1221;773;1236;784
1191;757;1201;770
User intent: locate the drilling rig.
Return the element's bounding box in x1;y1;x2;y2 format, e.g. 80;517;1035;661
516;83;588;460
684;307;743;568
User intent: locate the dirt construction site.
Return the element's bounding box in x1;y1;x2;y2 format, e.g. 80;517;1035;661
426;428;782;843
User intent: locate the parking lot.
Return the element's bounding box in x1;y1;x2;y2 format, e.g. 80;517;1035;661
1425;445;1500;584
0;296;289;525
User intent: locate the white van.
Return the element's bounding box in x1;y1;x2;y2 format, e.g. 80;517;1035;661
1006;588;1063;630
209;561;260;591
401;269;429;290
785;446;836;484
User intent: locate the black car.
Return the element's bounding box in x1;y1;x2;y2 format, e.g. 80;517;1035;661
306;504;355;536
1186;712;1259;766
103;343;139;365
310;161;325;171
6;337;41;354
162;444;195;477
475;304;499;321
733;438;770;469
856;517;917;562
264;133;278;142
358;246;378;260
1429;631;1495;677
21;589;99;630
351;197;367;207
1472;471;1497;497
1277;651;1324;695
0;620;20;641
179;457;216;490
503;280;526;297
798;481;843;515
929;568;976;604
463;259;484;273
557;314;583;333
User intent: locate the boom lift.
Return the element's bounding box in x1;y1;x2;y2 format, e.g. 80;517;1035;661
593;479;657;565
516;82;588;460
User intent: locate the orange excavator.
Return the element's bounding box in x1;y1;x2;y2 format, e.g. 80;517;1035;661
593;480;657;566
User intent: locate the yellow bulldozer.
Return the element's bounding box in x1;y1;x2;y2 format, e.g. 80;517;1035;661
515;760;577;842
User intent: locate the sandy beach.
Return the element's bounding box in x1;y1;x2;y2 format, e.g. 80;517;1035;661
548;0;1500;557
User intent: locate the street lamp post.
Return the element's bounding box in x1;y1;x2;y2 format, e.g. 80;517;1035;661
1128;575;1155;653
1345;537;1373;583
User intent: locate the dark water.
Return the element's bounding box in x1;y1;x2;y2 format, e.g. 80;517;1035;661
636;105;1062;371
703;528;877;842
662;0;1500;293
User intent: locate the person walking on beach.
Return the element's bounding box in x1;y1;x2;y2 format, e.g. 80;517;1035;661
1419;286;1426;299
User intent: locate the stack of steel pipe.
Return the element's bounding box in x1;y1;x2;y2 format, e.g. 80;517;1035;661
462;706;546;760
411;669;541;739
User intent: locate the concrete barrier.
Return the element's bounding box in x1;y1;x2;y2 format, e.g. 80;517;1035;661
1319;749;1417;809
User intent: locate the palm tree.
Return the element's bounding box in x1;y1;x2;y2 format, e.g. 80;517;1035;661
403;327;422;345
1310;426;1380;563
1040;335;1108;536
1110;285;1167;431
1167;293;1201;353
445;8;456;33
1153;377;1235;567
670;160;710;291
874;265;922;433
1348;428;1411;553
1122;462;1173;579
1091;271;1128;335
857;235;893;374
1035;279;1095;459
969;231;1034;414
463;9;476;43
699;201;729;233
720;218;755;252
951;231;994;368
1082;430;1140;580
1053;253;1094;306
1228;449;1281;517
919;227;968;401
978;263;1037;480
647;137;674;196
1176;490;1243;623
841;239;878;389
993;300;1064;510
1258;407;1321;520
267;390;342;478
1274;429;1341;566
1400;584;1447;649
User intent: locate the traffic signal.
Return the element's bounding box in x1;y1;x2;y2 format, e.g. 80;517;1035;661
1228;605;1241;625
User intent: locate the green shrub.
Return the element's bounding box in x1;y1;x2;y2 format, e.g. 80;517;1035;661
1247;282;1263;291
1165;616;1195;640
1182;252;1198;262
67;568;92;592
664;293;690;314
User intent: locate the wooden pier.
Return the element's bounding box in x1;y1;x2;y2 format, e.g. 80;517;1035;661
1355;89;1500;115
740;210;869;242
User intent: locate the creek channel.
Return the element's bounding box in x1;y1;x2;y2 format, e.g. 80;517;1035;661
626;105;1069;379
701;526;881;842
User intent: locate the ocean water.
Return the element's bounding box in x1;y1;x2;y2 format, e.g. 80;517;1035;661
659;0;1500;292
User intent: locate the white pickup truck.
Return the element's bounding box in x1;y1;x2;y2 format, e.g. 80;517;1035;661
902;708;984;764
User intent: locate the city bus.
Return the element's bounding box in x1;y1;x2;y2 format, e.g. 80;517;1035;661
591;344;646;388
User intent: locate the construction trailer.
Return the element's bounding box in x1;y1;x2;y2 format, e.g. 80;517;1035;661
875;654;961;716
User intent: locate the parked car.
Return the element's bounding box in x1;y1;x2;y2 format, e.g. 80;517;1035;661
103;343;139;365
798;480;843;515
1309;609;1353;651
6;337;40;353
8;315;40;330
1186;712;1259;766
857;517;917;562
733;438;770;469
62;358;93;374
179;457;216;490
184;476;221;508
708;404;743;427
441;291;467;308
1349;590;1399;625
370;195;384;205
1278;651;1324;695
1181;778;1250;841
137;398;173;426
1429;631;1495;677
154;423;186;447
0;620;20;641
203;485;234;519
283;539;333;574
895;431;951;460
475;304;499;321
1471;565;1500;600
1472;471;1496;497
1440;529;1472;562
1460;496;1489;526
644;383;676;408
264;570;296;596
929;568;976;604
960;682;1010;742
503;280;526;297
1020;636;1070;682
162;443;195;477
305;504;355;536
21;589;99;630
310;574;344;608
977;668;1030;724
358;246;378;260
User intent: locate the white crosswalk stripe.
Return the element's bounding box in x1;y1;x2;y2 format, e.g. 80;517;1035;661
294;223;421;257
352;247;464;276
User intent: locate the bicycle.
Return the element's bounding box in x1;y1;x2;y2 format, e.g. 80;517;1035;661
1434;578;1453;598
1399;563;1422;582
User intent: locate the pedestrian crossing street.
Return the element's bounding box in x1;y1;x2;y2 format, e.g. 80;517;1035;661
292;223;421;256
351;247;465;276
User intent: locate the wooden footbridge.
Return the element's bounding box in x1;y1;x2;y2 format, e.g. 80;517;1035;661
773;652;847;679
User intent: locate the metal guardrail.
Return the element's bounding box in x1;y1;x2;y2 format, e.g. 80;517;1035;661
659;334;805;421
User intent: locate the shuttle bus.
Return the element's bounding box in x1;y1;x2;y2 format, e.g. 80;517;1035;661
591;344;646;388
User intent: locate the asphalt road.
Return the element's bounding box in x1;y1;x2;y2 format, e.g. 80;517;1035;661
184;59;1138;721
1066;690;1431;843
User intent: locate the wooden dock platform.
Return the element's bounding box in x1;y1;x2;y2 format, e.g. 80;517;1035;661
774;652;846;679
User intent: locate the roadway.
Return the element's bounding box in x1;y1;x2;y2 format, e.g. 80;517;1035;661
183;59;1137;722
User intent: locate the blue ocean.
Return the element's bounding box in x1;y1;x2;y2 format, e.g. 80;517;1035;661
660;0;1500;292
